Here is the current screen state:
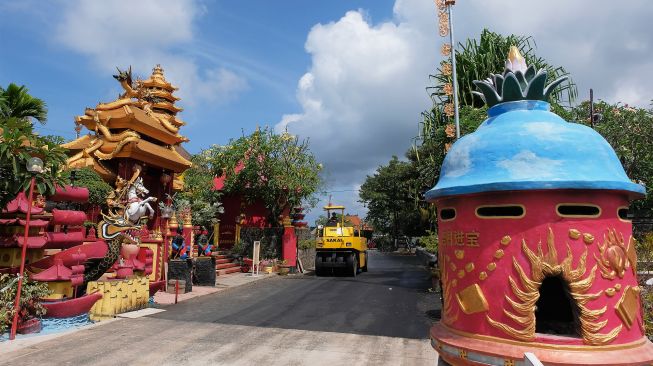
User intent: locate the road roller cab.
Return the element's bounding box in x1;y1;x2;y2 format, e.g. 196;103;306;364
315;204;368;276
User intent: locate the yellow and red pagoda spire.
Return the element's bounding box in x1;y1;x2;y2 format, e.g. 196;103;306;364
63;65;191;181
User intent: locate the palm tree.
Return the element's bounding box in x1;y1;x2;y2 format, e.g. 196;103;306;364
0;83;48;123
410;29;579;213
430;29;577;110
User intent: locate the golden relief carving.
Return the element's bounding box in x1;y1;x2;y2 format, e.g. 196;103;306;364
500;236;511;246
456;284;489;314
487;262;497;271
441;256;459;324
487;227;620;345
595;229;635;280
455;249;465;259
615;286;641;330
606;288;616;297
450;262;457;271
457;269;465;279
465;262;475;272
479;271;488;280
494;249;505;259
583;233;595;244
569;229;581;240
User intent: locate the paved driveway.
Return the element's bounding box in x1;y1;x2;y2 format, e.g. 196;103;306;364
1;251;440;366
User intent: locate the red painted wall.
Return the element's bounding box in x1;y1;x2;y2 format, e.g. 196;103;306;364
435;189;640;345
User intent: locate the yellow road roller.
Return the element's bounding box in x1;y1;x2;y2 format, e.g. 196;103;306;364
315;204;368;276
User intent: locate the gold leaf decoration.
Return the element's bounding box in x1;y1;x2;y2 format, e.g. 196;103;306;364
583;233;595;244
616;286;641;330
494;249;505;259
487;262;497;271
479;271;487;280
569;229;581;240
465;262;475;272
595;228;631;279
487;227;622;345
456;284;489;314
500;236;511;246
454;249;464;260
441;257;459;325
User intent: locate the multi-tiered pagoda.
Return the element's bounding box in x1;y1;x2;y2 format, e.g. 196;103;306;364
62;65;193;282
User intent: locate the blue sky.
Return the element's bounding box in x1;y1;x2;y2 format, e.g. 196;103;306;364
1;0;652;224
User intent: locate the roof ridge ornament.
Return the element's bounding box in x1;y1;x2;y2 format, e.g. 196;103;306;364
472;46;568;108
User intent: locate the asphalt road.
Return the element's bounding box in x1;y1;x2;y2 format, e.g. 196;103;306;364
1;251;441;366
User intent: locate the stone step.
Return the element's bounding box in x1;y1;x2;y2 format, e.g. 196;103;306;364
215;258;231;265
216;262;239;270
216;266;241;276
212;255;229;260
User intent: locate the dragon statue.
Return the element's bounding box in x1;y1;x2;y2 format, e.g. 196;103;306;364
84;210;141;284
83;166;155;285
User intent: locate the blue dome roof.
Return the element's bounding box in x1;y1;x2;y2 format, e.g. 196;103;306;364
425;100;646;201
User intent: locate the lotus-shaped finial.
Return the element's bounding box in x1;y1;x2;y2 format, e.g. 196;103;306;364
472;46;568;108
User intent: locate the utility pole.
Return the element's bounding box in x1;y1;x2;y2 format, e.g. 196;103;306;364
589;88;595;129
445;0;460;138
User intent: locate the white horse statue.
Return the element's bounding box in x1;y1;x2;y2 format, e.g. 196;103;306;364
125;177;157;224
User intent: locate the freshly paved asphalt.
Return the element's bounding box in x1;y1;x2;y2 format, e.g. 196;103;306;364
1;251;441;365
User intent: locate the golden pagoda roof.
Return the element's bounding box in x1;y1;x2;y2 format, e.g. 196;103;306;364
116;139;191;172
65;137;191;174
75;105;186;145
61;134;92;150
151;100;183;114
62;64;192;183
141;64;177;91
150;89;180;103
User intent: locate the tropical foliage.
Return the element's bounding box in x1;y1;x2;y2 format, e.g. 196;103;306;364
359;156;430;240
0;84;68;209
412;29;577;208
176;153;224;229
556;101;653;213
0;274;51;334
206;127;323;225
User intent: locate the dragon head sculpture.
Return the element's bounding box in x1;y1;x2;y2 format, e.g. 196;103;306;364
97;210;141;244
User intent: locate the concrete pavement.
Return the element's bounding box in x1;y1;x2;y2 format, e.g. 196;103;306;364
0;251;441;365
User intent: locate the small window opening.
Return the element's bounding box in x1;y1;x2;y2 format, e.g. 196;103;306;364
535;275;581;337
556;204;600;217
476;205;524;218
439;208;456;221
618;207;630;221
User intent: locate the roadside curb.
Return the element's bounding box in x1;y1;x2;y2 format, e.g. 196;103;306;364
415;247;437;267
0;272;274;353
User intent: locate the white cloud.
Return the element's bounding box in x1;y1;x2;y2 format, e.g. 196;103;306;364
284;0;653;221
54;0;247;106
497;150;562;180
277;1;437;192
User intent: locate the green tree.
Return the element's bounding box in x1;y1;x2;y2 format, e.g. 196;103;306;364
0;83;48;123
0;83;67;209
359;156;429;241
414;29;577;199
177;152;223;229
207;127;323;225
557;101;653;213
